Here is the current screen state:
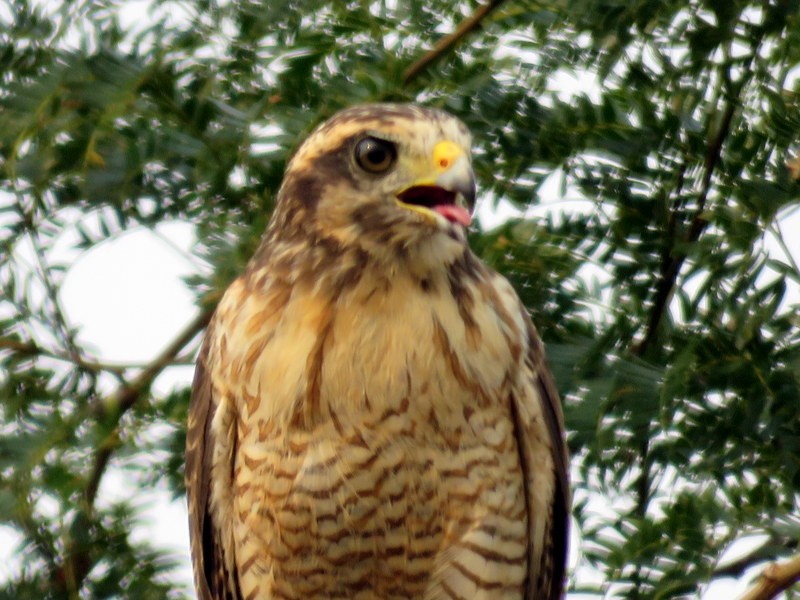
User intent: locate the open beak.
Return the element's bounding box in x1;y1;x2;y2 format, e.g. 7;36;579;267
395;141;476;227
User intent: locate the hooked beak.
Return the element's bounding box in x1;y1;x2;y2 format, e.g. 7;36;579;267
395;140;476;227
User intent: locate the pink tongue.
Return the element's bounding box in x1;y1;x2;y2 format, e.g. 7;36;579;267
434;204;472;226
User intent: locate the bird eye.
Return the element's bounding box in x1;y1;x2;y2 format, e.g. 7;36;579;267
355;137;397;174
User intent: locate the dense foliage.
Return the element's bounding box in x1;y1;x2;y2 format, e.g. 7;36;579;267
1;0;799;597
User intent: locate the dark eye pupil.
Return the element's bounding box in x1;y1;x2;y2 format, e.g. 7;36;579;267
366;147;386;165
356;137;396;173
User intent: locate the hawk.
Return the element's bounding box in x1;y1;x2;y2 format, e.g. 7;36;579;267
185;103;570;600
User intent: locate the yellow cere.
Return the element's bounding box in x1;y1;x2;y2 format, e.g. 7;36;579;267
432;140;463;171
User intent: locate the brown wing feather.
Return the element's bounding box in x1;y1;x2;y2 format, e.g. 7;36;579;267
531;333;570;599
185;331;241;600
513;316;571;600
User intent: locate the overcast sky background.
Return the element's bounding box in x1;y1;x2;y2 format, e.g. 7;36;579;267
2;0;799;597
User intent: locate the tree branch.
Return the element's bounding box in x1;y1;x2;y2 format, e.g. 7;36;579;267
713;536;798;579
716;549;776;580
635;98;736;357
54;307;213;594
403;0;508;85
737;553;800;600
87;308;213;503
628;84;739;587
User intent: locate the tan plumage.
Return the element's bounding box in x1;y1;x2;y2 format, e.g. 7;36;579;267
185;104;570;600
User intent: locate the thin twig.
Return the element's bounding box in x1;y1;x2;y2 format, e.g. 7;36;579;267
0;337;195;373
28;229;84;365
150;225;208;271
737;553;800;600
769;218;800;278
403;0;508;85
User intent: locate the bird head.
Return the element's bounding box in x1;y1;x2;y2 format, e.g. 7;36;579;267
271;104;477;261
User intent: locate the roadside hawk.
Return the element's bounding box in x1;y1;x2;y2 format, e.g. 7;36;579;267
185;103;570;600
